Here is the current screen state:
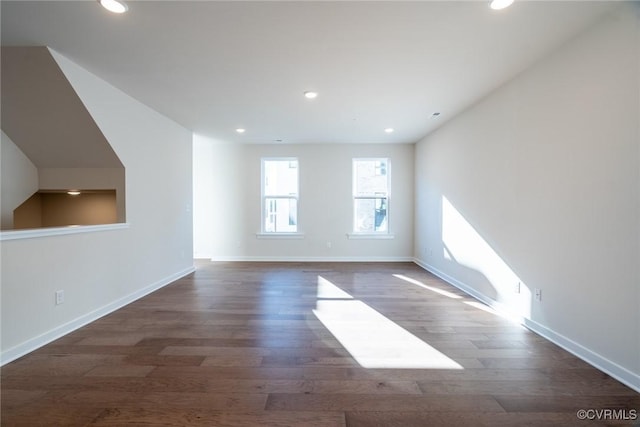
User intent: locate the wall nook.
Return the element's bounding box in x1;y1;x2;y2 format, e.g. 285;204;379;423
0;47;125;231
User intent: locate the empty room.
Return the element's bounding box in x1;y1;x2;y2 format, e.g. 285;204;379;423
1;1;639;426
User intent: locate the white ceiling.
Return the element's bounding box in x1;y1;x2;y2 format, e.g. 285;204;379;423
1;1;616;145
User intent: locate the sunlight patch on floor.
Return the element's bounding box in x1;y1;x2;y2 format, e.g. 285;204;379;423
317;275;353;299
314;276;463;370
463;300;499;315
393;274;463;299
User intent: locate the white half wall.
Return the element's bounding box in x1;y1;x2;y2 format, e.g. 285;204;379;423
0;130;38;229
193;137;414;261
0;49;194;363
415;5;640;390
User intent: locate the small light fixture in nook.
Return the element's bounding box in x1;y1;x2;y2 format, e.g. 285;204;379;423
67;190;81;196
98;0;129;14
304;91;318;99
489;0;514;10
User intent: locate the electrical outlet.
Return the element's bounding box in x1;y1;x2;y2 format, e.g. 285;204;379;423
515;282;521;294
55;290;65;305
326;241;332;248
534;288;542;302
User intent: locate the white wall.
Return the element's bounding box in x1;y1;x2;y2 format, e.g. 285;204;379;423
414;6;639;390
0;49;194;362
192;135;216;258
193;137;414;261
0;130;38;229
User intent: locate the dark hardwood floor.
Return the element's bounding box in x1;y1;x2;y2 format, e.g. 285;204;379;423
2;261;639;426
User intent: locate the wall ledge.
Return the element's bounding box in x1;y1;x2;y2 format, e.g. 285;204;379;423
0;223;129;241
347;233;395;240
255;232;305;239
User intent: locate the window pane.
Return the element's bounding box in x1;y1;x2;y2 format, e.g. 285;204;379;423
354;160;388;196
354;198;387;232
264;198;297;232
265;160;298;196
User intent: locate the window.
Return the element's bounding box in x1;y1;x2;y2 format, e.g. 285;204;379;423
353;158;389;233
262;158;298;233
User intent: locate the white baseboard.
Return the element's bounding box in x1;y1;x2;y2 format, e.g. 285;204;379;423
413;257;640;394
211;256;414;262
1;266;196;366
522;317;640;393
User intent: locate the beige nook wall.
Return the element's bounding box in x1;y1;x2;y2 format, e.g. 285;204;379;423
193;137;414;261
0;48;194;363
14;192;117;229
12;192;42;229
39;168;126;223
0;130;38;229
414;5;640;391
39;192;117;227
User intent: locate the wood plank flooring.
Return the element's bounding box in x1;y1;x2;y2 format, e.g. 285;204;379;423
2;261;639;426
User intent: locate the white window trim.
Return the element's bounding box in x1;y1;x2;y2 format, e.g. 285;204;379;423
256;232;305;239
261;157;299;234
0;223;130;241
347;232;395;240
352;157;391;235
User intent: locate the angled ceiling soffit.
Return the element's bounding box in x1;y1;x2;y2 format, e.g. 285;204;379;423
1;46;123;169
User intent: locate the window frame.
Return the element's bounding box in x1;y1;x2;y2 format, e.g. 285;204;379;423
260;157;301;235
351;157;391;237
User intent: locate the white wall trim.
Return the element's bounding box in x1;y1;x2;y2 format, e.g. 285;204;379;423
413;257;640;394
347;233;395;240
255;232;305;239
522;317;640;394
211;256;413;262
0;223;130;241
0;265;195;366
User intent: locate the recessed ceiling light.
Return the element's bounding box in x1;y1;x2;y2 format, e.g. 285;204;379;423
98;0;128;14
384;128;394;133
236;128;246;134
304;91;318;99
489;0;514;10
67;190;81;196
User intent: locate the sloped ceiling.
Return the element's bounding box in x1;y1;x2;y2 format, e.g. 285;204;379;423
1;46;123;168
1;1;619;145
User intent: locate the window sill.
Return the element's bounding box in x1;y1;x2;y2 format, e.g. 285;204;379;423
256;232;305;239
347;233;395;240
0;223;130;241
